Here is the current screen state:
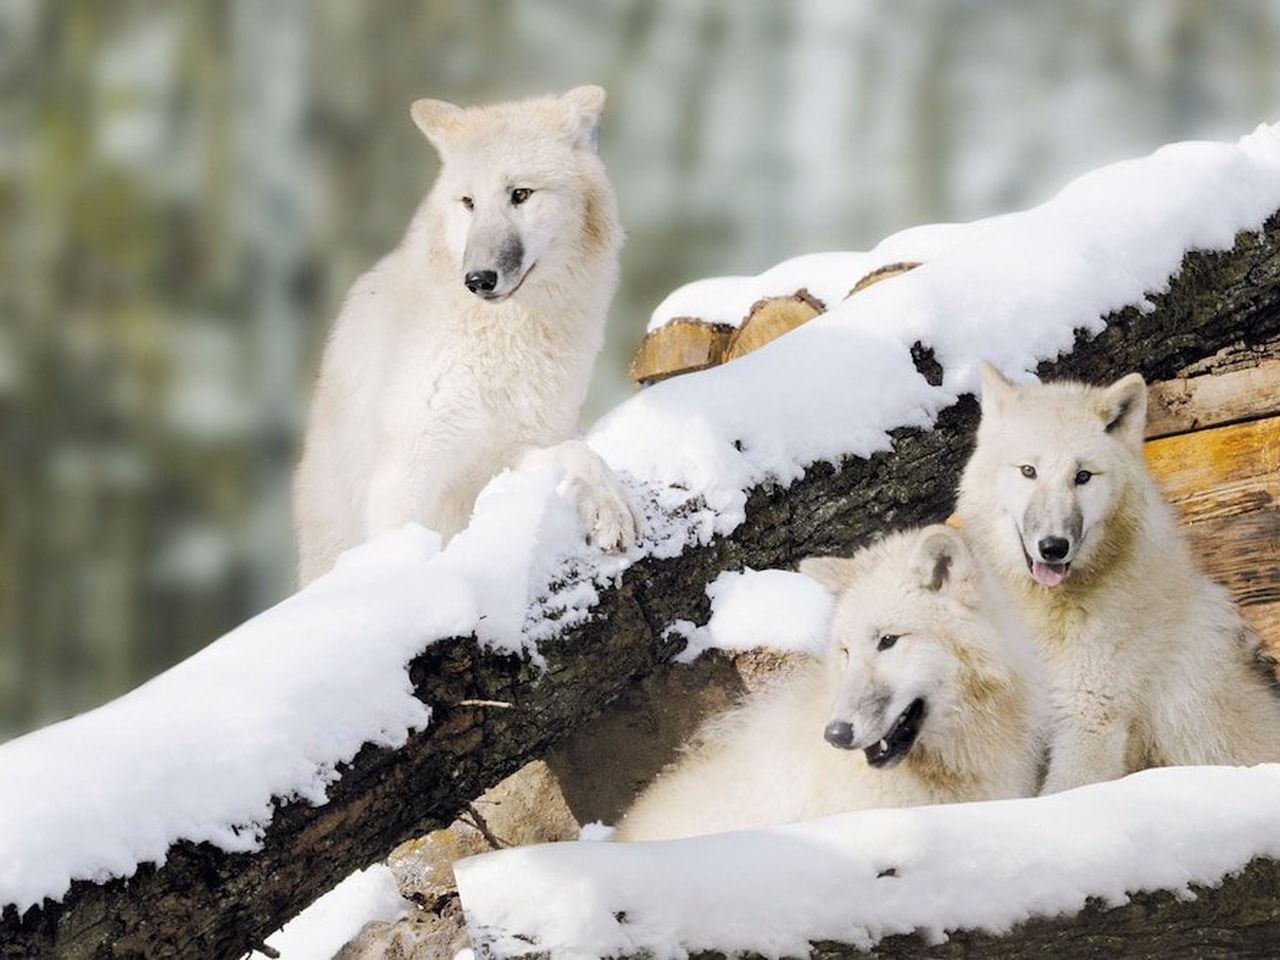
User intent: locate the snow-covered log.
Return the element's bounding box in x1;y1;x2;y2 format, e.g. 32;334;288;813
3;127;1280;959
457;765;1280;959
829;857;1280;960
630;263;924;383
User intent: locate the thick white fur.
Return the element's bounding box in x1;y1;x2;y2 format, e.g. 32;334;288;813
613;526;1045;842
958;364;1280;793
293;87;638;584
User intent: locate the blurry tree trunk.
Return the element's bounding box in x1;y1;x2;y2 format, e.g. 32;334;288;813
232;0;309;601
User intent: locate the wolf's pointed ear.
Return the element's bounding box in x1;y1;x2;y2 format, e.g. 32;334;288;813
976;361;1017;419
799;556;859;595
411;98;463;152
911;525;978;602
561;85;606;152
1098;372;1148;447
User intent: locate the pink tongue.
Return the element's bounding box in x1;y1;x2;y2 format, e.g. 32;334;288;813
1032;561;1067;587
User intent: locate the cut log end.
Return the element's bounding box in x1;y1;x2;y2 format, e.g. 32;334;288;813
632;262;927;387
846;260;922;298
629;318;736;385
722;289;825;363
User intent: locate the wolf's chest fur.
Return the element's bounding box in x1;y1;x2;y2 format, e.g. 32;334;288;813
379;295;597;441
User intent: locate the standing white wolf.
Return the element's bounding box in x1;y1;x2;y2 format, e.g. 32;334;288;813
293;87;639;584
958;363;1280;793
613;526;1044;842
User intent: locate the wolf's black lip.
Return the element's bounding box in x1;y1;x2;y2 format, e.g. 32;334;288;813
864;698;927;769
1015;522;1035;573
479;261;538;302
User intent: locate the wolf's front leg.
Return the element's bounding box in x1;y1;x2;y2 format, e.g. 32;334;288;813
1041;711;1131;793
365;447;451;540
520;439;642;552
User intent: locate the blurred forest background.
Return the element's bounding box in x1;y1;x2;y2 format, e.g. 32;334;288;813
3;0;1280;739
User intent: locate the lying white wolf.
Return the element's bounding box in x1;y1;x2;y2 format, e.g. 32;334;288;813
293;87;639;584
958;363;1280;793
613;526;1044;842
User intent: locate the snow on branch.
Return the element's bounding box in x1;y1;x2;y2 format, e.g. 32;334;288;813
457;765;1280;959
2;124;1280;959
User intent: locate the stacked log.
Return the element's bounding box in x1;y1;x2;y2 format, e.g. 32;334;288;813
1144;356;1280;648
630;262;922;384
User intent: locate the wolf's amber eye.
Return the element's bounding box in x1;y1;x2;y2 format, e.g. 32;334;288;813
461;196;474;211
1019;464;1037;479
510;188;532;206
1075;470;1092;485
877;634;900;652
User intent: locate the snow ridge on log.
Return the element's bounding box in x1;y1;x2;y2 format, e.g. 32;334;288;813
457;765;1280;959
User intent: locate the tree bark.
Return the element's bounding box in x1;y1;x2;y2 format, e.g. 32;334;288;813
3;213;1279;960
682;857;1280;960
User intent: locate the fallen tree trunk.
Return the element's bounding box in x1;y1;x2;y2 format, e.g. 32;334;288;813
560;857;1280;960
3;214;1279;959
454;766;1280;960
748;857;1280;960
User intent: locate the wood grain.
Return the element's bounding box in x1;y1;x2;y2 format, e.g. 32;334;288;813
723;289;824;362
1146;415;1280;508
629;318;735;384
1145;358;1280;439
1243;600;1280;646
1146;417;1280;649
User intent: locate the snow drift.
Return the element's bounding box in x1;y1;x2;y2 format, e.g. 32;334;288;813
457;764;1280;959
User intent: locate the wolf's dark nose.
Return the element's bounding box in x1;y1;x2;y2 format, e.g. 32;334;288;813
824;720;855;748
1038;537;1070;562
465;270;498;294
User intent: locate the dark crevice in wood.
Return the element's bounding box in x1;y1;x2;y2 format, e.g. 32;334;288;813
910;341;944;386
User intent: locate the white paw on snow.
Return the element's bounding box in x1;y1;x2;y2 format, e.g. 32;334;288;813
521;438;643;553
574;475;642;553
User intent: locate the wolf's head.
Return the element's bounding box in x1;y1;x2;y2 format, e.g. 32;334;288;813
411;86;619;303
960;362;1148;590
801;526;1009;769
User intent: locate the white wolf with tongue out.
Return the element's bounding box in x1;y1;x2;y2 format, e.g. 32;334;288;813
958;362;1280;793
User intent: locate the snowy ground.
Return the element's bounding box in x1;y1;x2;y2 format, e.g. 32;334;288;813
458;764;1280;959
1;122;1279;942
